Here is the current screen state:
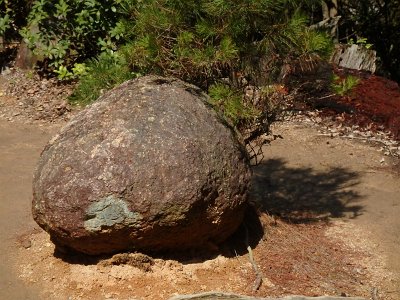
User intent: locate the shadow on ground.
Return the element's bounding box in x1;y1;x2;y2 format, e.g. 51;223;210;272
53;158;363;265
53;203;265;266
250;158;364;223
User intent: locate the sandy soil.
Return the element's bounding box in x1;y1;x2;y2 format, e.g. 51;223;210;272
0;120;61;299
1;118;399;300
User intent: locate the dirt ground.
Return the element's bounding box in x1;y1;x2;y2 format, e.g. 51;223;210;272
0;118;399;300
1;69;400;300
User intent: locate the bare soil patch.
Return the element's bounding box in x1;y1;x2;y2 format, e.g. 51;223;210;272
13;213;392;300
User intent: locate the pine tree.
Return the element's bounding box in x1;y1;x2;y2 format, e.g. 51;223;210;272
124;0;332;88
72;0;333;148
118;0;332;142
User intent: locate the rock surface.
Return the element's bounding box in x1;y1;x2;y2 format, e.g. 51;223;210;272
32;76;251;255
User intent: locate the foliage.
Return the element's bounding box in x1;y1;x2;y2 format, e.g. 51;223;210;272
69;52;136;106
0;0;30;40
67;0;333;147
208;83;260;128
19;0;136;74
338;0;400;82
297;28;334;59
0;12;10;36
348;37;373;50
331;74;360;96
123;0;333;90
53;63;88;81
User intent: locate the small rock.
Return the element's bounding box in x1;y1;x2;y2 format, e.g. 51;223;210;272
21;239;32;249
101;253;154;272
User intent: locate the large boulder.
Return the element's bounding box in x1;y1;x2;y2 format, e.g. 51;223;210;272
32;76;251;255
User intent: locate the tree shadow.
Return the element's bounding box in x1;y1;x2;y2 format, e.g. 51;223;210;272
250;158;364;223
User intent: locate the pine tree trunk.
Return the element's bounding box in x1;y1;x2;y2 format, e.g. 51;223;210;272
322;0;338;19
322;1;339;40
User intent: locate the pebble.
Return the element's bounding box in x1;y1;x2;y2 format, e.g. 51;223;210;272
21;239;32;249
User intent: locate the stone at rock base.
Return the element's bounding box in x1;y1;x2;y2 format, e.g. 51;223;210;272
32;76;251;255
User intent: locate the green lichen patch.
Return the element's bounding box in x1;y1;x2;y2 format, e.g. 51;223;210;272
84;195;142;232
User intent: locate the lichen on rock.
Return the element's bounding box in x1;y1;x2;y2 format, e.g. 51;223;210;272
84;195;143;232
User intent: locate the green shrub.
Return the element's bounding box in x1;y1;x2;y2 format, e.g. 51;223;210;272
331;74;360;96
19;0;136;74
0;0;30;41
123;0;333;89
208;83;260;128
69;52;136;106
